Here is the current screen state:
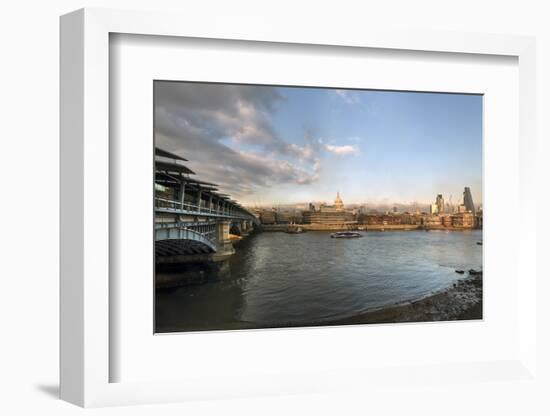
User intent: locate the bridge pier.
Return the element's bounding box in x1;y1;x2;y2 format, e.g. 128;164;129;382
239;220;246;237
238;219;251;237
212;220;235;261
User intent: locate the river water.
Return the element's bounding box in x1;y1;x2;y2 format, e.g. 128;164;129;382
155;229;482;332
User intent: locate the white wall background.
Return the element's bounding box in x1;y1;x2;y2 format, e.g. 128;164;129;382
1;1;548;415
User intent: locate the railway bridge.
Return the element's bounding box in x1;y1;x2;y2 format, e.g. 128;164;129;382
155;148;259;263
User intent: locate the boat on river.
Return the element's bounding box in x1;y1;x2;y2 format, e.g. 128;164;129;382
330;231;362;238
286;225;304;234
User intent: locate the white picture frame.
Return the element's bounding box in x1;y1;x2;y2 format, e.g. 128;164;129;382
60;8;538;408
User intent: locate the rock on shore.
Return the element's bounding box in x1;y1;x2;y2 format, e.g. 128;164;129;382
325;273;483;326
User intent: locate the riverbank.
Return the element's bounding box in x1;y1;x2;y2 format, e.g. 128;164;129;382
323;272;483;326
156;230;483;332
158;272;483;331
259;224;480;232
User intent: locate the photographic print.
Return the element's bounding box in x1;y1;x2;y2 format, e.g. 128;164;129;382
154;81;483;333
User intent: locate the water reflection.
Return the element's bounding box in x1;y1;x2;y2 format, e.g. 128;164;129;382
155;230;482;332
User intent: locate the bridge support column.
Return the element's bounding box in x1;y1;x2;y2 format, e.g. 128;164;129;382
240;220;251;236
196;188;202;212
212;220;234;261
179;181;186;207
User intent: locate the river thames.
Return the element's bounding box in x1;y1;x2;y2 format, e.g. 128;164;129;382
155;229;483;332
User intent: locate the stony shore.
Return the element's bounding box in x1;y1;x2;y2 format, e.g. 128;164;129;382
162;271;482;325
223;273;483;331
323;273;483;326
158;273;482;332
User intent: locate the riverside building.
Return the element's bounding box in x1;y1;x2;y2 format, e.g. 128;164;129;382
302;192;357;230
451;211;475;228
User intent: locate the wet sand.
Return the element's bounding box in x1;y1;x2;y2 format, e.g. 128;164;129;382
230;273;483;330
324;273;483;326
158;273;483;332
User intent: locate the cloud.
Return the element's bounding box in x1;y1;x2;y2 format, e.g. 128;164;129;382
154;82;322;199
155;82;363;202
238;152;319;185
324;144;359;156
333;89;360;104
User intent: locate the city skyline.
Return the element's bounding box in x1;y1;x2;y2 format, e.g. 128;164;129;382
242;190;481;213
155;82;483;206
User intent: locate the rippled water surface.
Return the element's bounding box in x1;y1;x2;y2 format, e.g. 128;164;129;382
156;230;482;332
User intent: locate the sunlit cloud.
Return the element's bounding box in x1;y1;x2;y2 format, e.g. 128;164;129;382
324;144;359;156
154;82;323;198
237;151;319;185
333;89;360;104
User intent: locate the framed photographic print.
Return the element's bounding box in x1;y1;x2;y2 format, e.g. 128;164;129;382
60;8;539;408
153;81;484;334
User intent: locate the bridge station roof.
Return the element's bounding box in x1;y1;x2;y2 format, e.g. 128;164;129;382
155;171;220;190
156;160;195;175
155;173;236;203
183;178;219;188
155;147;254;213
155;171;182;186
155;147;188;161
154;172;213;188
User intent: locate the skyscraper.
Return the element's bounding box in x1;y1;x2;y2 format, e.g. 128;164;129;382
463;187;475;212
436;194;445;214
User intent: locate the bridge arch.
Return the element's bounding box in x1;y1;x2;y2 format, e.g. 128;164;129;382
155;224;218;255
155;239;215;257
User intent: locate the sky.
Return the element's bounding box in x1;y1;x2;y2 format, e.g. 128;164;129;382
154;81;482;208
